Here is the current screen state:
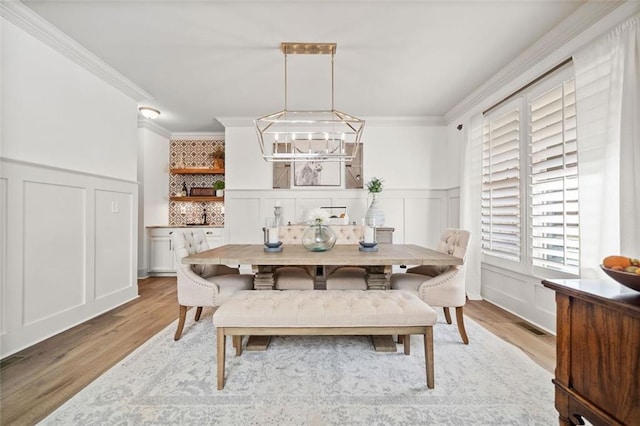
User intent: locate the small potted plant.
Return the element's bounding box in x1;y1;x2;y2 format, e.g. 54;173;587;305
213;180;225;197
212;149;225;169
365;177;385;226
366;177;383;194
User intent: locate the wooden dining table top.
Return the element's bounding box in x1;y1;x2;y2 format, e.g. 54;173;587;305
182;243;463;267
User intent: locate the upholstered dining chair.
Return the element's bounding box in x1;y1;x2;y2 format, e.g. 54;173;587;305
390;228;471;344
172;229;254;340
272;225;316;290
324;225;368;290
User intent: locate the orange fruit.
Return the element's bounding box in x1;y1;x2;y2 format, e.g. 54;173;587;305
603;255;631;268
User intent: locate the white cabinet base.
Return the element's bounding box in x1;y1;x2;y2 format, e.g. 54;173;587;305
147;227;224;275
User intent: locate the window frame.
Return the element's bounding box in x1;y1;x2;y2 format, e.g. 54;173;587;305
481;65;580;280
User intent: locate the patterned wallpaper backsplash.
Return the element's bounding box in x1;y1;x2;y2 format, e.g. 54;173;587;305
169;139;225;226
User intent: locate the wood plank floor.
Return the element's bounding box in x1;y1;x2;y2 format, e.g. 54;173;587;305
0;277;556;425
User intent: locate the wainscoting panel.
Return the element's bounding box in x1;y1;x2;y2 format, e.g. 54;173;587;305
0;158;138;358
224;189;449;247
23;181;86;325
293;197;334;223
227;198;261;243
481;264;557;334
447;188;460;229
95;189;135;299
0;178;7;336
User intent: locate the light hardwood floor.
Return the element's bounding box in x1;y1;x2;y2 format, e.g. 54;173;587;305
0;277;556;425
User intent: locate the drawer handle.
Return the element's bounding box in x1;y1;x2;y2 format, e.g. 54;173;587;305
206;232;213;235
169;231;173;234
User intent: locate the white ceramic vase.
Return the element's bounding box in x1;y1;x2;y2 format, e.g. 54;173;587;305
365;193;385;226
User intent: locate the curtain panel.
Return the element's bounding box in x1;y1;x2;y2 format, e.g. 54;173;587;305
573;15;640;278
460;113;484;299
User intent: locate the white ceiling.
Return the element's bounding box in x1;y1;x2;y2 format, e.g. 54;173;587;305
19;1;608;132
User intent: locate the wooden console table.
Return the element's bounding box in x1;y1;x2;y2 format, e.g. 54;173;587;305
542;279;640;426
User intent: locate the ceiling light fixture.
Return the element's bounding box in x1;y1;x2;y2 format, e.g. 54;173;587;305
255;42;365;162
139;106;160;119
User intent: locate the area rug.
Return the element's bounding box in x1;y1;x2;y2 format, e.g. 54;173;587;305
41;310;555;425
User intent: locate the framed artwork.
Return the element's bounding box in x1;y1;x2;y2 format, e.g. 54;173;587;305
294;160;341;186
271;142;362;189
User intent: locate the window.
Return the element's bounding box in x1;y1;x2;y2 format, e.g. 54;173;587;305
529;79;579;274
481;105;521;262
482;67;580;276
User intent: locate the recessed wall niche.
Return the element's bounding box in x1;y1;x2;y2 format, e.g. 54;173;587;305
169;139;225;226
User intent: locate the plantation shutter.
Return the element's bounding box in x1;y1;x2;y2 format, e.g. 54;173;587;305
529;79;579;274
481;107;521;261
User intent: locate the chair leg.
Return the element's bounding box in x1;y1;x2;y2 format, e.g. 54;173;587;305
174;305;187;341
194;306;203;321
456;306;469;344
443;307;452;324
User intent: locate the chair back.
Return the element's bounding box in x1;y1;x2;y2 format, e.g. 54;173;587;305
437;229;471;261
172;230;238;277
173;229;210;260
278;224;364;244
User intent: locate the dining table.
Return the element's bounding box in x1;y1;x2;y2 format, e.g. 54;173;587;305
182;243;464;291
182;243;463;351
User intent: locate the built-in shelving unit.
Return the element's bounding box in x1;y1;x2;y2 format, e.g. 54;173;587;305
169;196;223;202
170;168;225;174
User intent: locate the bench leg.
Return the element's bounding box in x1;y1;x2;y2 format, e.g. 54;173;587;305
424;327;434;389
403;335;410;355
217;327;226;390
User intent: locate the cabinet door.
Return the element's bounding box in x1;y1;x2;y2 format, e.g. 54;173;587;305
149;236;175;272
204;229;223;249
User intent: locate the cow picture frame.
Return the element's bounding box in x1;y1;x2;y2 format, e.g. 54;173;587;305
294;159;341;187
272;143;362;189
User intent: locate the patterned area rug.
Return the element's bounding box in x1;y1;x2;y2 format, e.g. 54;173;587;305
41;310;555;425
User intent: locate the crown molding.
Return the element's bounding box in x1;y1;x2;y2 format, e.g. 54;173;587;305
216;117;254;128
170;132;225;140
137;118;171;139
1;0;152;102
363;116;445;127
444;1;625;123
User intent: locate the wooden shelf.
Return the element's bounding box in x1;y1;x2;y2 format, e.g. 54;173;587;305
170;168;225;174
170;196;224;202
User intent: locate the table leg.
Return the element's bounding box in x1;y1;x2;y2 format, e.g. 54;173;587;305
365;265;392;290
252;265;275;290
371;335;398;352
247;265;274;349
366;264;393;349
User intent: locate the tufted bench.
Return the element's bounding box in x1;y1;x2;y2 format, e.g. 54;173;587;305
213;290;438;390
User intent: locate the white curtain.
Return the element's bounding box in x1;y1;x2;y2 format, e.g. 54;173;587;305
573;15;640;278
460;113;484;299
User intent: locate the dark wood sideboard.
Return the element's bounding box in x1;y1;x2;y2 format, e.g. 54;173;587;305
542;279;640;426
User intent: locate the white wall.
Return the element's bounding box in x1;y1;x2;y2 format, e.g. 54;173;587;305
219;118;458;254
2;21;137;181
224;118;452;190
140;129;170;227
1;17;140;357
137;127;170;277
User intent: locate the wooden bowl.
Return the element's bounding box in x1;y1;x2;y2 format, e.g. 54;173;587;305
600;265;640;292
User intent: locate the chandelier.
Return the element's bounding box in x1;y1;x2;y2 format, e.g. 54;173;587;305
255;42;365;162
